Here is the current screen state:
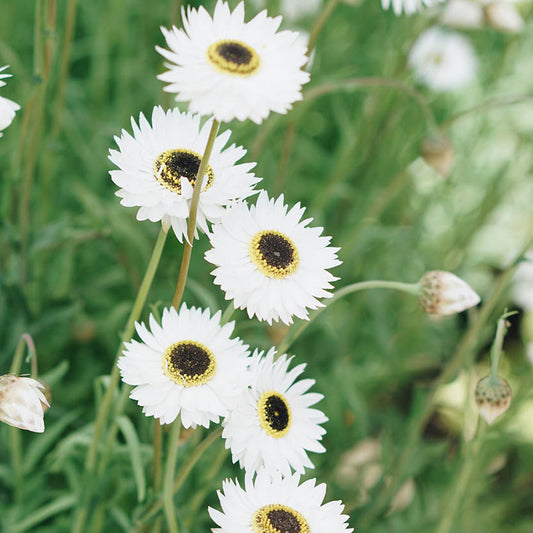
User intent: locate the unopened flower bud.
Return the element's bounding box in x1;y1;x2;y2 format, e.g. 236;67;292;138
475;376;511;424
0;375;49;433
485;3;524;34
418;271;480;316
420;136;455;177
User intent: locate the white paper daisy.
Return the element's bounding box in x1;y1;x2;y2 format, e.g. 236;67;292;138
209;470;354;533
109;106;259;242
156;1;310;124
0;65;21;138
408;27;478;92
205;191;341;325
222;347;327;476
381;0;444;15
118;304;250;428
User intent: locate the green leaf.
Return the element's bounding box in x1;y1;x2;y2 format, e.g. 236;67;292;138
116;415;146;502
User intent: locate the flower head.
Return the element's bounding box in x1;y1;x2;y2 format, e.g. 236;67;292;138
156;1;310;123
209;470;353;533
0;375;49;433
205;191;341;325
0;65;21;138
418;270;480;316
408;27;478;92
222;347;327;476
118;304;250;428
382;0;444;15
474;376;512;424
109;107;259;242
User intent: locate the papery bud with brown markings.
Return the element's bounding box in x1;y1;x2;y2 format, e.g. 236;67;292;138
0;375;49;433
420;136;455;177
475;376;511;424
418;271;480;316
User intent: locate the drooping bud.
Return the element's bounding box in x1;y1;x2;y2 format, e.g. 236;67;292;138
418;271;481;316
0;375;49;433
485;3;524;34
474;376;511;425
420;136;455;177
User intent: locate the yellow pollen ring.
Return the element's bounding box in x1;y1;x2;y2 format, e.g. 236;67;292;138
153;148;215;195
207;39;261;77
251;504;310;533
162;340;216;387
257;391;291;438
249;230;300;279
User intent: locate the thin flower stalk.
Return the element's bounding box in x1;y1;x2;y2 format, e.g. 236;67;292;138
171;118;220;308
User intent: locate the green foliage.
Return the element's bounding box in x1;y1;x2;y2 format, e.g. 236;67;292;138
1;0;533;531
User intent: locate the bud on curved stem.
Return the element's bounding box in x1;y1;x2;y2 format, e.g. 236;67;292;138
418;271;480;316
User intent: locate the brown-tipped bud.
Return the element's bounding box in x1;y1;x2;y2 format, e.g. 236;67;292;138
420;136;455;177
418;271;481;316
475;376;512;424
0;375;49;433
485;3;524;34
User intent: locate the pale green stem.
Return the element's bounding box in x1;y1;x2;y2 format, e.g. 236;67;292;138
163;420;181;533
72;228;168;533
133;428;222;530
305;78;439;135
307;0;339;58
435;424;485;533
220;302;235;325
489;312;515;382
171;119;220;309
153;422;163;491
277;280;419;354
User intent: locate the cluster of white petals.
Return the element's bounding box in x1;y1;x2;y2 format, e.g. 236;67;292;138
0;65;20;138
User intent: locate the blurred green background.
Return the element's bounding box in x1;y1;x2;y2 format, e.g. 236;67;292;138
1;0;533;531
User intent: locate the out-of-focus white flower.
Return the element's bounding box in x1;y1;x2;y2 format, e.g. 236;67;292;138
511;260;533;311
440;0;485;29
441;0;525;33
486;2;525;33
0;65;21;138
382;0;444;16
418;270;481;316
0;375;49;433
251;0;323;21
408;27;478;92
474;376;512;424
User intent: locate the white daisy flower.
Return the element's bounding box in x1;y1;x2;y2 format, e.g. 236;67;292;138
209;470;354;533
156;1;310;124
118;304;250;429
109;106;259;242
0;65;21;138
0;375;49;433
382;0;444;15
222;347;327;476
408;27;478;92
205;191;341;326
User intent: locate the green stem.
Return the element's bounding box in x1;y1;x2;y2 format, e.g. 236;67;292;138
153;422;163;491
133;428;222;530
304;77;439;135
10;333;34;374
72;228;168;533
277;280;419;354
163;420;181;533
307;0;339;59
489;311;516;382
171;119;220;309
220;302;235;325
